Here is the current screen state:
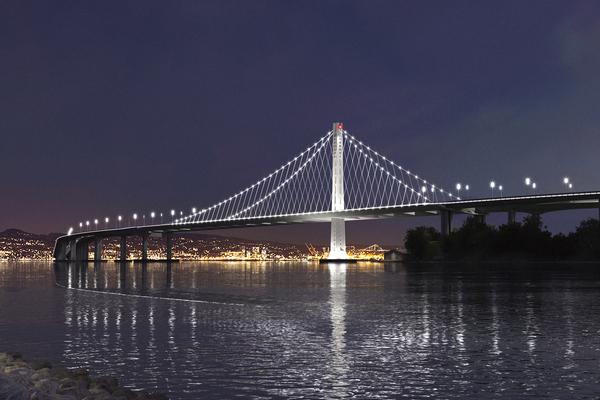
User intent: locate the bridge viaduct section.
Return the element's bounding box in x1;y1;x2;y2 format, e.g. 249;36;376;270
56;231;174;262
53;192;600;262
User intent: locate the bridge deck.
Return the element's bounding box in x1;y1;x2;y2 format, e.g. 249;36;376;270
54;191;600;258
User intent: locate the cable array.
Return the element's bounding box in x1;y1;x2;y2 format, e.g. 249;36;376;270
175;129;456;225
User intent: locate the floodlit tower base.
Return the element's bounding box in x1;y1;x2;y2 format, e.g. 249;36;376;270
323;217;351;261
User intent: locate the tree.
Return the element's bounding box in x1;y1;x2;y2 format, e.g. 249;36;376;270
571;218;600;259
444;216;496;259
405;226;441;260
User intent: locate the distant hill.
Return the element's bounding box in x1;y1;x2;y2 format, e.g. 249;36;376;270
0;229;61;260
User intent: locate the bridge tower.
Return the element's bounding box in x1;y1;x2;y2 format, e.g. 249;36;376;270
328;122;348;260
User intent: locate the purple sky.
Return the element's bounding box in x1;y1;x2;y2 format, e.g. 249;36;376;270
1;1;599;245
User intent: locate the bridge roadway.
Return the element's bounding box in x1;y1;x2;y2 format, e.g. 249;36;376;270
54;191;600;261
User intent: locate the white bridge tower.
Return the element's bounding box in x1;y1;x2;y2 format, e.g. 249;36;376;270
328;122;348;260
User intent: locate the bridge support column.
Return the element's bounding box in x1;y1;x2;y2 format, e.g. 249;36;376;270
119;236;127;261
94;238;103;262
329;218;347;259
327;122;348;260
508;210;516;224
141;234;149;262
165;232;173;262
75;239;89;261
55;240;68;261
440;210;453;237
477;214;487;224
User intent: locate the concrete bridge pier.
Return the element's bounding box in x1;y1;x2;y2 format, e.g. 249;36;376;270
119;236;127;261
55;241;68;261
94;238;103;262
141;234;149;262
165;232;173;262
440;210;453;237
75;239;90;261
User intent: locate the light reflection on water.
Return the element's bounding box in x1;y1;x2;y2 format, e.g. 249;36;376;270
0;261;600;398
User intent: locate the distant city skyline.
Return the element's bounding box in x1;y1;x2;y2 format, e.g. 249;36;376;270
2;1;599;244
0;228;389;261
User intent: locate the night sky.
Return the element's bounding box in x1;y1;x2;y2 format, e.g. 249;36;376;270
2;1;599;245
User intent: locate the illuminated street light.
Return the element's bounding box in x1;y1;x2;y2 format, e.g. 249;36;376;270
160;213;163;224
532;182;537;192
525;177;531;186
171;209;175;223
499;185;503;197
94;219;98;229
79;222;83;232
68;227;73;235
104;217;109;229
563;177;573;192
133;213;138;227
490;181;496;197
192;207;197;214
117;215;122;228
85;221;90;231
456;183;461;197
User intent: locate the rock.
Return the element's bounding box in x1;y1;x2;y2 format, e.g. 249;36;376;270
30;360;53;370
88;387;112;398
90;376;119;393
51;394;78;400
4;365;30;375
6;351;23;360
56;377;79;396
0;351;168;400
139;392;169;400
31;368;51;381
111;387;137;399
49;367;72;380
34;377;59;394
70;368;89;378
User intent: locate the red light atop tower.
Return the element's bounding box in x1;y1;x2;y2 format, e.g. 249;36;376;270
337;123;343;130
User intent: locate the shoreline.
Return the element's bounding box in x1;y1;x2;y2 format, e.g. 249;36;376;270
0;352;167;400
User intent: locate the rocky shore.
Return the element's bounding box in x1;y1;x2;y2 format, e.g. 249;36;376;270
0;352;167;400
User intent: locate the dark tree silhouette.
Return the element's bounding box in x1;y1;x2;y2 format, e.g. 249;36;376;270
404;226;441;260
404;215;600;261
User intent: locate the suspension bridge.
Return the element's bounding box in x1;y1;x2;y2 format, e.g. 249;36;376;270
54;122;600;262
